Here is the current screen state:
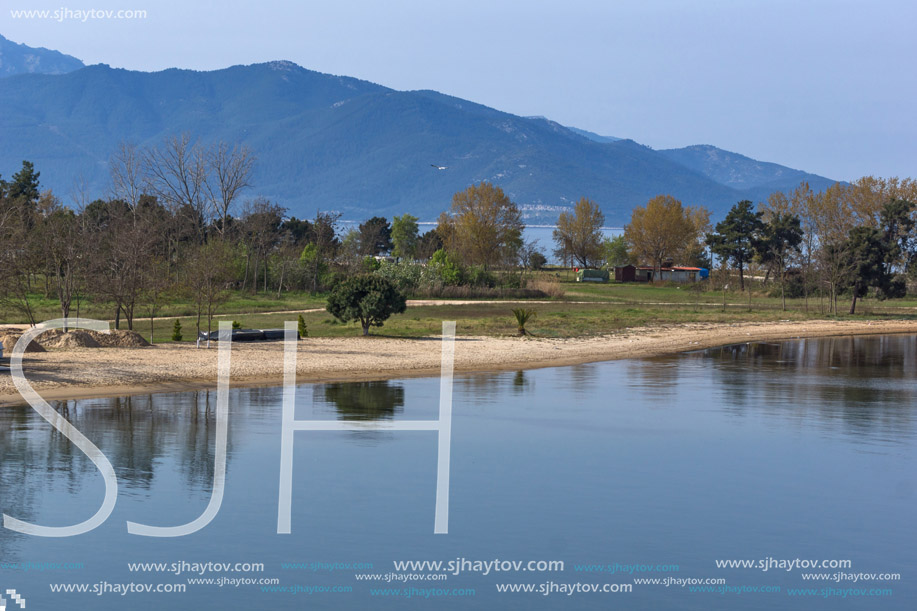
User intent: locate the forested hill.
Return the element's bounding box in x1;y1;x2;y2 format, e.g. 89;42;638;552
0;34;84;77
0;55;838;223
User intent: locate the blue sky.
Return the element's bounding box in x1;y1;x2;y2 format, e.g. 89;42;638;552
3;0;914;181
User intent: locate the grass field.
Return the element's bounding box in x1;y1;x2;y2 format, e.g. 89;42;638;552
3;272;915;344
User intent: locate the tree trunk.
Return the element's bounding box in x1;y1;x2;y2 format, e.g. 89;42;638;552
362;322;369;336
738;264;745;291
849;292;857;315
252;259;259;295
781;276;786;311
241;253;250;292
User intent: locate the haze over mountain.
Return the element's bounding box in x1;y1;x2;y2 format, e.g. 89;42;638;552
0;41;838;223
659;145;833;193
0;34;84;77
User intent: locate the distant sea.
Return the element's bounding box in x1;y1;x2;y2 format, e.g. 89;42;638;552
339;221;623;264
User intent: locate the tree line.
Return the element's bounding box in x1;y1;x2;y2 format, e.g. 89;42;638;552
2;135;914;339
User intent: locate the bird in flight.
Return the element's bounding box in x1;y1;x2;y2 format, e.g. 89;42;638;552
431;164;448;170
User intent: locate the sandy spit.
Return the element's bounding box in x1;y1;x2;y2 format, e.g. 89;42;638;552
1;319;915;405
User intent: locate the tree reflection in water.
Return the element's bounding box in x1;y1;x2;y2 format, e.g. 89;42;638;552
321;381;405;421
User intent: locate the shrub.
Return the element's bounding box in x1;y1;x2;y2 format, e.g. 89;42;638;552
297;314;309;338
232;320;242;329
511;308;537;336
373;260;435;295
466;265;496;288
431;249;464;285
362;256;381;273
171;319;183;342
530;252;547;271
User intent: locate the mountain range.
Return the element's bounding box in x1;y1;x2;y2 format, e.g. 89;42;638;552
0;34;837;224
0;34;84;77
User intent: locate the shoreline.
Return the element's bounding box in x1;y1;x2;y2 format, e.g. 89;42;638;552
1;319;915;406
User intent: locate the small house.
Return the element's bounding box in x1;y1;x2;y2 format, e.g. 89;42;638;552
615;265;708;283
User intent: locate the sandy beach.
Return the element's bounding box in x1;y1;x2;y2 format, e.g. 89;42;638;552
0;318;915;405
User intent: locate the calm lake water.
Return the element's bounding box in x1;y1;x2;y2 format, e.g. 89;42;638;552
1;335;915;609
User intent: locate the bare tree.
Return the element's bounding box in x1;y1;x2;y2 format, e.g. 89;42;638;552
205;141;255;238
144;133;209;239
85;199;165;329
110;142;144;209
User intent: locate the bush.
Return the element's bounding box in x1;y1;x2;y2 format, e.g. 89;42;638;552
466;265;496;288
373;260;437;295
530;252;547;271
362;256;381;273
297;314;309;338
431;249;464;285
232;320;242;329
171;319;183;342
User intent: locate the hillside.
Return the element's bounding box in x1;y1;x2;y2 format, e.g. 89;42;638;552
0;57;839;223
659;144;837;199
0;34;84;77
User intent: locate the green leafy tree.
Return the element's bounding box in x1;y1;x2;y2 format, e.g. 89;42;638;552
9;160;40;204
602;235;630;268
391;213;419;260
299;211;340;292
552;197;605;268
879;199;915;273
841;226;903;314
706;200;764;291
326;274;407;336
756;213;803;310
358;216;393;256
431;249;464;285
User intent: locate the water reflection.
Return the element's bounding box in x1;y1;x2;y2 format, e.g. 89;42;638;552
672;336;917;443
0;335;915;610
320;381;405;420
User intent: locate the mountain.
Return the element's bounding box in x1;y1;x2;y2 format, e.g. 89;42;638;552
0;34;84;77
659;144;837;200
563;126;621;144
0;56;838;223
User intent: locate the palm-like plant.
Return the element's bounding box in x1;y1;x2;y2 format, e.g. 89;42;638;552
511;308;536;336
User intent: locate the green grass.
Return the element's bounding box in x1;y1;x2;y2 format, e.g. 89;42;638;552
4;279;916;344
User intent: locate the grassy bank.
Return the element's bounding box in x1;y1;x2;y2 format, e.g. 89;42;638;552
4;274;916;344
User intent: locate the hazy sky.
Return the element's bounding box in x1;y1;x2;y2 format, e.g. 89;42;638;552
3;0;914;181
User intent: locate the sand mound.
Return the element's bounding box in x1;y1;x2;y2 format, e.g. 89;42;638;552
33;328;65;348
0;334;46;353
87;330;150;348
52;331;102;349
17;327;150;350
